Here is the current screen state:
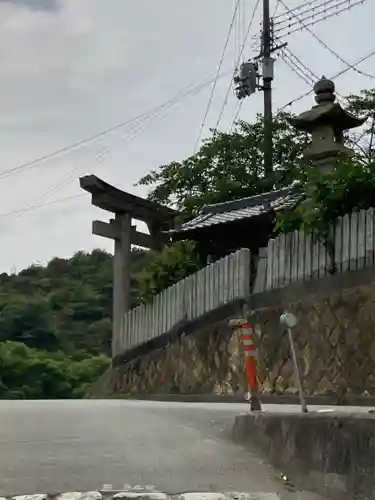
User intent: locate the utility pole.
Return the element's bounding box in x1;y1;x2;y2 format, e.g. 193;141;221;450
233;0;286;181
261;0;273;180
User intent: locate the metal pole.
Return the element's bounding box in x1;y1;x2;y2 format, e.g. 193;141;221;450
287;327;308;413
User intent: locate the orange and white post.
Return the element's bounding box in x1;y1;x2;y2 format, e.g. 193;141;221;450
229;318;262;412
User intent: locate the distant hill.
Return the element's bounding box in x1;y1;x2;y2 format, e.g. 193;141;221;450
0;248;148;399
0;248;147;357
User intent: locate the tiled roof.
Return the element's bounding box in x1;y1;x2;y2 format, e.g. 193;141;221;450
169;182;301;234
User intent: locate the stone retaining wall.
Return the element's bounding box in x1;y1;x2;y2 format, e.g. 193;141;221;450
88;267;375;400
255;268;375;400
104;314;247;397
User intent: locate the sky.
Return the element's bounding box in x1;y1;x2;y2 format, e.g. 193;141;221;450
0;0;374;273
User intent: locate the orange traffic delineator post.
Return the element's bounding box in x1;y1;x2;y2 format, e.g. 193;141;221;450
229;318;262;412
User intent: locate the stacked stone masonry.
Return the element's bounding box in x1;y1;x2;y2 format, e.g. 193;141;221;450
109;317;246;397
90;272;375;401
257;281;375;399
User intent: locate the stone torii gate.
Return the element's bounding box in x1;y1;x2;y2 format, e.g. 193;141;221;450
79;174;176;357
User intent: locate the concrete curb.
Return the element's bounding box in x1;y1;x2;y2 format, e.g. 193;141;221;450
85;392;375;407
232;411;375;499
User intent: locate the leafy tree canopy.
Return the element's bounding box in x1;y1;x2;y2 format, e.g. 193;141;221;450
345;88;375;162
0;341;110;399
137;88;375;220
275;158;375;237
136;241;201;303
138;112;309;218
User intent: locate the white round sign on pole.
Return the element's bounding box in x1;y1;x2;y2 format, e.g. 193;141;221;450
280;311;298;329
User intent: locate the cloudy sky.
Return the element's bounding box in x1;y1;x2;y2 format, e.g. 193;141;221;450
0;0;373;273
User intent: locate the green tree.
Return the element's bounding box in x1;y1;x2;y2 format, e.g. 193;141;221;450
67;355;111;398
346;88;375;162
135;241;201;303
0;296;59;351
137;112;309;218
0;341;110;400
0;342;70;399
275;158;375;272
0;248;148;360
137;88;375;220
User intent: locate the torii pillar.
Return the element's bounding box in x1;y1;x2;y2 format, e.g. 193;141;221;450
79;175;176;357
109;212;132;350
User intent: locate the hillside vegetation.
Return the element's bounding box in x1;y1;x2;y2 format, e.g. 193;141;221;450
0;248;147;399
0;243;202;399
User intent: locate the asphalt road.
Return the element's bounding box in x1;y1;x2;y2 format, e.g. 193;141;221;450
0;400;363;498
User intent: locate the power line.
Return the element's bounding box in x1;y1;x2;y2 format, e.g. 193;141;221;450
241;0;246;49
93;89;187;165
0;71;230;182
280;47;346;102
83;78;209;169
278;47;375;112
274;0;367;37
1;76;222;223
229;100;244;133
2;169;84;225
352;128;368;145
235;0;245;64
0;194;86;219
334;48;375;80
253;1;367;64
281;51;315;85
272;0;282;17
193;0;241;153
277;0;375;80
214;0;261;131
284;50;318;81
282;47;318;82
0;103;177;221
274;0;336;20
275;0;366;34
275;0;347;24
3;79;214;224
345;133;370;161
250;0;366;61
276;32;345;97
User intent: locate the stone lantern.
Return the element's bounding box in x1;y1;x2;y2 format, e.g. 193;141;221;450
288;76;367;173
